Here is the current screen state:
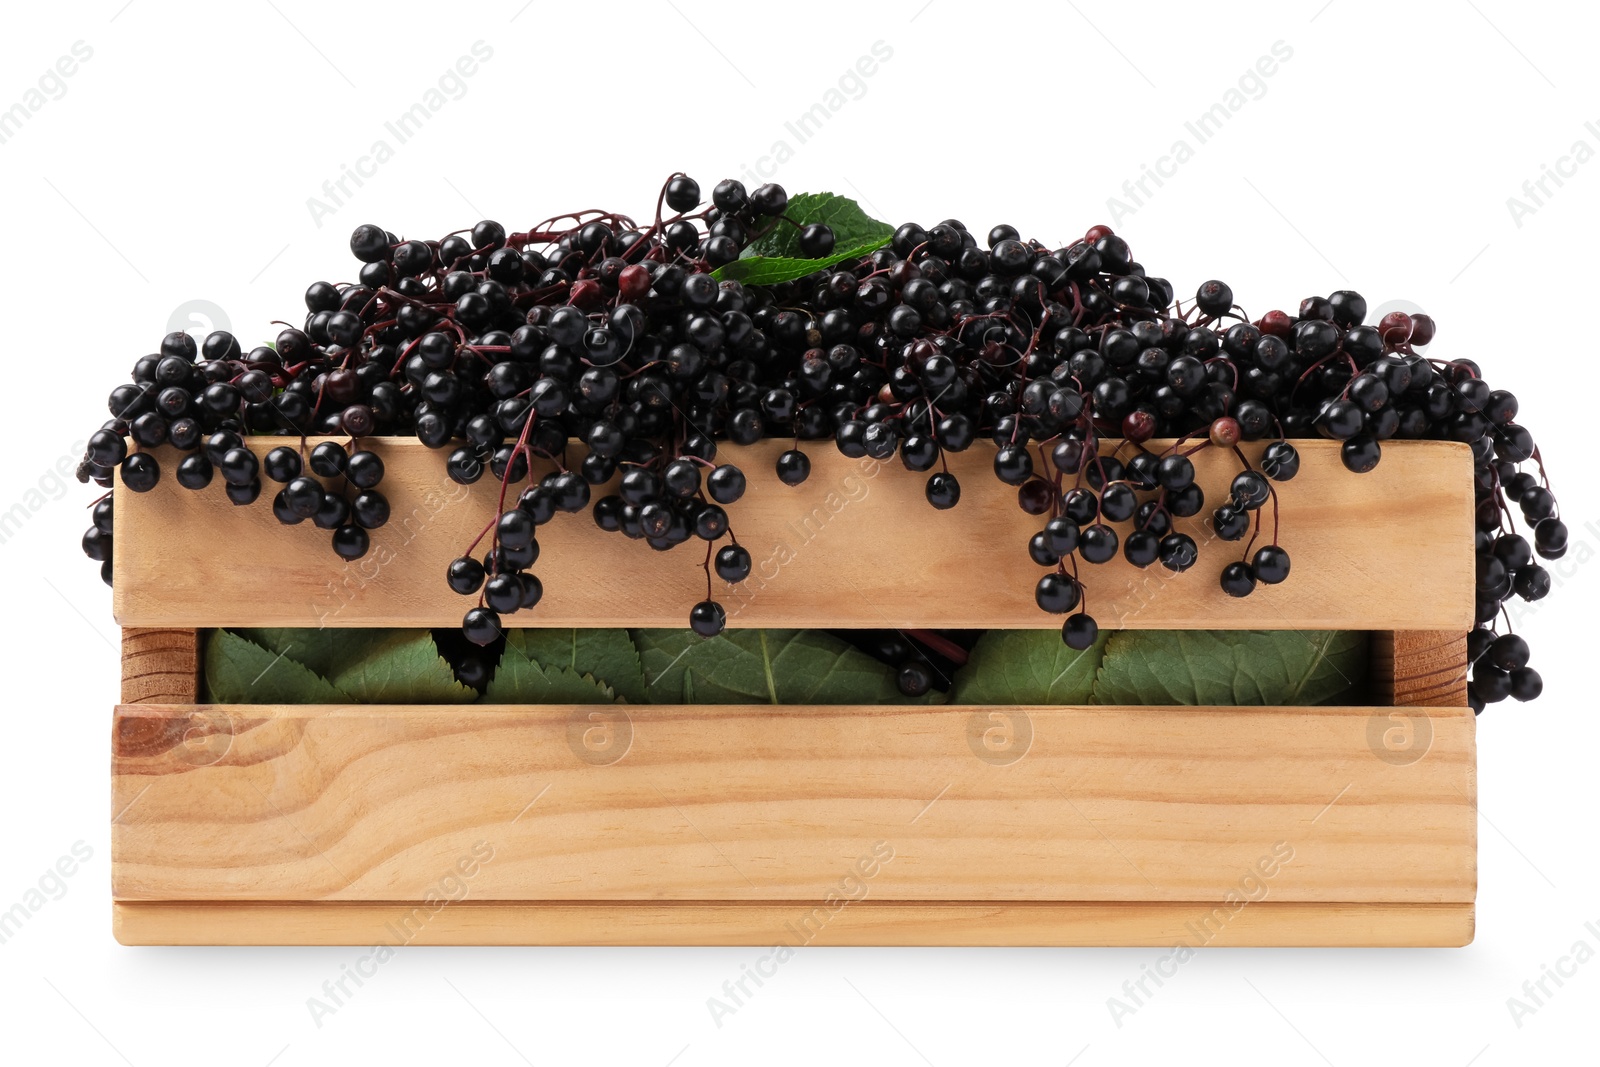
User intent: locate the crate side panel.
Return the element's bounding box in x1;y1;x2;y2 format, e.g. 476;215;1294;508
112;439;1475;631
112;703;1476;904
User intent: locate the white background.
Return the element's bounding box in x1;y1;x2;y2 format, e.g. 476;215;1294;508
2;1;1597;1064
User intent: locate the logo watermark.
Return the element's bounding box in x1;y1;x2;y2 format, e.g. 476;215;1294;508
305;41;495;228
305;840;495;1028
166;299;232;343
0;841;94;947
1106;841;1294;1028
706;841;895;1028
0;439;87;548
1105;40;1294;224
1505;916;1600;1029
967;709;1032;766
1506;120;1600;229
567;707;632;766
0;41;94;147
1367;709;1434;766
732;41;894;186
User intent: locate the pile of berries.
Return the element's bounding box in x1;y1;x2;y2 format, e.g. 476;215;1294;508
78;174;1559;709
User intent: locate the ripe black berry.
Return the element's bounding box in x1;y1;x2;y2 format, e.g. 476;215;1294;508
332;525;370;560
1035;573;1081;613
462;607;502;647
120;453;161;492
1261;441;1300;481
776;450;811;485
1220;561;1257;597
1252;545;1291;584
690;600;726;637
1062;613;1099;650
925;472;960;509
175;453;213;490
707;464;746;504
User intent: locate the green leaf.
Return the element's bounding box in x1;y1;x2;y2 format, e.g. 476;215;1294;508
505;629;646;703
742;192;894;259
483;643;616;703
234;627;341;679
204;630;351;704
632;628;941;704
951;629;1108;705
712;191;894;286
712;238;890;287
1092;630;1369;706
326;630;476;704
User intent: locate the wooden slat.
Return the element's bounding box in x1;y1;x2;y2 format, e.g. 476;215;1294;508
119;628;199;704
112;439;1475;631
1373;630;1470;707
112;703;1476;905
113;900;1474;947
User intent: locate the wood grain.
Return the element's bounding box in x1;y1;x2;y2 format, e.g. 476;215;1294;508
119;628;199;704
1373;630;1470;707
112;900;1474;947
112;702;1476;905
112;439;1476;631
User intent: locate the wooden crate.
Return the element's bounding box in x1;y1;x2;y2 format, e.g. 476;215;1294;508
110;439;1477;946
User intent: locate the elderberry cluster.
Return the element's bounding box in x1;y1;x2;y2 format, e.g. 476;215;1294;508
78;173;1560;709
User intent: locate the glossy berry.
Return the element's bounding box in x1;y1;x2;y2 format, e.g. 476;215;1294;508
224;478;261;506
1035;573;1081;614
352;490;390;529
263;446;302;483
1252;545;1291;584
1533;518;1567;558
1062;612;1099;650
447;556;486;595
925;472;961;509
798;224;835;258
1159;533;1198;572
310;441;348;478
1212;505;1250;541
219;447;260;486
664;175;701;212
715;545;752;582
1340;435;1381;473
121;453;161;492
484;573;523;613
1230;471;1270;510
347;450;384;489
776;450;811;486
1513;565;1550;601
1220;561;1257;597
993;445;1033;485
283;476;323;518
332;525;370;560
1155;454;1194;490
462;607;502;647
1261;441;1300;481
896;662;933;697
1043;518;1080;555
1508;667;1542;701
175;453;213;490
1123;529;1160;567
1487;633;1529;671
706;464;746;504
1079;524;1119;564
689;600;726;637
